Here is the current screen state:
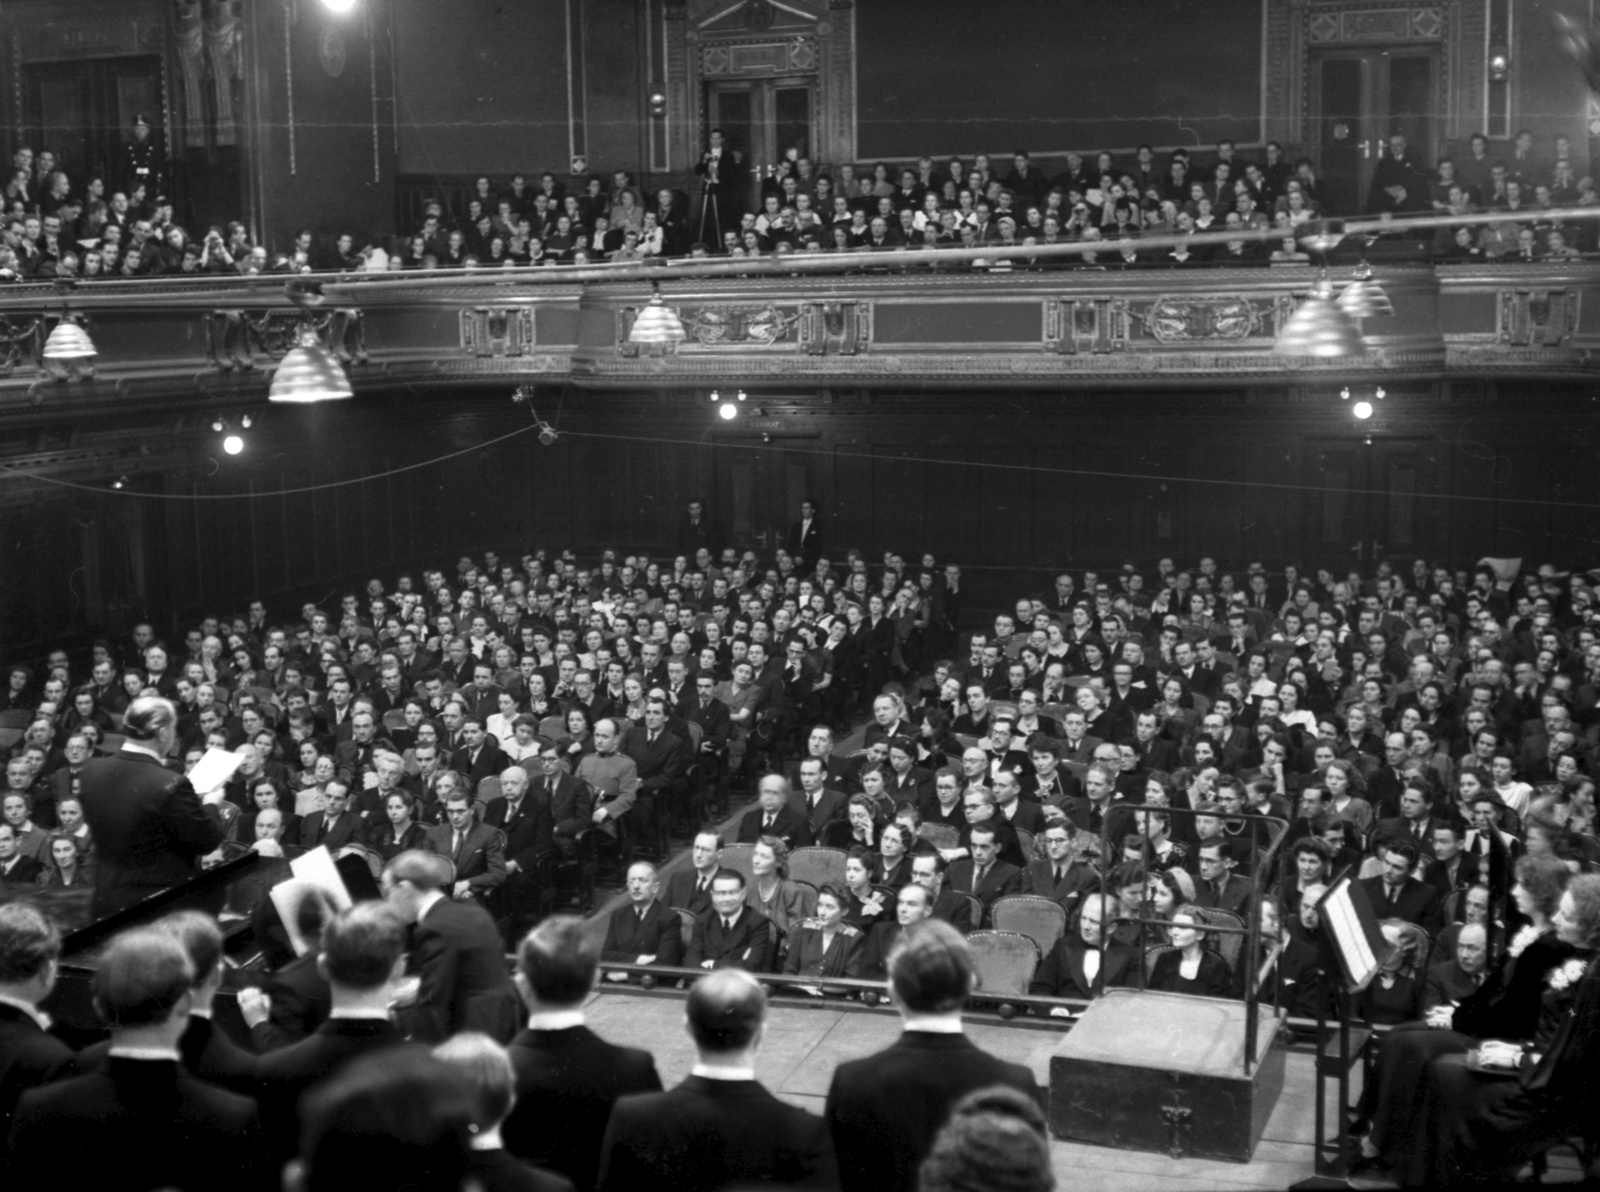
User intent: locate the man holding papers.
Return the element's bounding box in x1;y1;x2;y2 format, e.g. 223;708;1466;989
78;696;231;916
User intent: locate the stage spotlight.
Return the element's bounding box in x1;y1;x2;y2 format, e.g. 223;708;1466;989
240;413;252;427
212;416;225;432
223;433;245;455
538;425;558;446
111;475;128;490
737;389;748;401
719;402;738;420
709;389;720;403
1352;401;1373;420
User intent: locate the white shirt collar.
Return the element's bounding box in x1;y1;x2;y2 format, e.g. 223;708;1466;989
692;1062;755;1081
120;738;165;762
190;1008;212;1021
900;1013;965;1034
108;1045;181;1061
415;889;446;920
329;1008;392;1021
525;1008;586;1031
0;994;50;1032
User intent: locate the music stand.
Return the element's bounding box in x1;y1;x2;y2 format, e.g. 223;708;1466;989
1291;871;1391;1189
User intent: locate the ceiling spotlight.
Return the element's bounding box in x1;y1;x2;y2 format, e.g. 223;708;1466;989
719;402;738;421
223;433;245;455
1339;387;1351;401
1375;387;1386;400
240;412;252;428
211;416;225;432
1353;400;1374;420
538;424;558;446
111;475;127;490
709;389;721;403
737;389;748;402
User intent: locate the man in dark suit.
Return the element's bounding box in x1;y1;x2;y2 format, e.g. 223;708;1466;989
665;829;723;916
686;869;771;972
1422;821;1480;900
383;849;521;1044
1365;734;1413;820
253;902;417;1162
791;755;849;838
1194;839;1254;917
786;498;824;568
1357;838;1444;935
825;920;1040;1192
860;883;935;980
7;928;269;1190
1371;781;1446;863
946;824;1022;925
0;904;74;1145
482;764;552;938
622;699;691;839
909;852;975;933
451;716;505;788
676;497;719;557
1029;892;1138;1002
1423;922;1488;1013
736;773;815;849
505;915;663;1190
76;696;228;917
296;777;363;852
0;825;42;885
526;743;593;854
423;790;507;904
597;968;834;1191
601;861;684;975
1024;820;1097;912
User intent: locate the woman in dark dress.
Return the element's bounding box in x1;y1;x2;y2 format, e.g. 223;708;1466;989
1368;871;1600;1186
1148;905;1232;998
841;846;893;932
370;791;428;862
872;822;914;891
1355;856;1573;1143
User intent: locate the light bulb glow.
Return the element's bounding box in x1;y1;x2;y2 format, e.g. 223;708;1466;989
719;402;738;420
223;434;245;454
321;0;357;13
1352;401;1373;420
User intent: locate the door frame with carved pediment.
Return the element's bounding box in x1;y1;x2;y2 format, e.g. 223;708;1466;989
658;0;855;182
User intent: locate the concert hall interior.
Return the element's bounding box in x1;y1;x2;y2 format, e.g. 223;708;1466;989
5;0;1600;1189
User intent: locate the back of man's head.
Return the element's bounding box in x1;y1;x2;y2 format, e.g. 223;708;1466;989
122;695;175;741
321;903;405;990
158;910;223;990
0;902;60;984
516;914;597;1006
686;969;765;1054
296;1049;475;1192
386;848;451;893
889;920;975;1015
94;928;193;1028
432;1032;515;1132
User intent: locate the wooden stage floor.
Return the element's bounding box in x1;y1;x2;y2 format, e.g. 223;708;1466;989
584;986;1337;1191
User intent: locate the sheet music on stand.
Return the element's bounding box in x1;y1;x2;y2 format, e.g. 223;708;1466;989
1316;875;1389;993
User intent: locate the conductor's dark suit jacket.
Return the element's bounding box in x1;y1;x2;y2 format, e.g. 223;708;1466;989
394;896;521;1044
504;1024;662;1192
78;745;226;917
825;1030;1040;1192
597;1074;835;1192
254;1018;415;1161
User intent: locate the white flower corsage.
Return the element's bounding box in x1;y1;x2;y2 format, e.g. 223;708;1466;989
1548;959;1589;992
1508;925;1544;958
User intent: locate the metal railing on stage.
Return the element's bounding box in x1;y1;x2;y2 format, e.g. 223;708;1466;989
1083;798;1292;1077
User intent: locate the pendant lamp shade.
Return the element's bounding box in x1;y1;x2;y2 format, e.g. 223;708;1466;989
269;324;353;403
1274;275;1367;358
629;295;686;345
41;319;97;360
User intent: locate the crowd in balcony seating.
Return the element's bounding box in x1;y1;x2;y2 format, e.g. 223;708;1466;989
2;126;1596;282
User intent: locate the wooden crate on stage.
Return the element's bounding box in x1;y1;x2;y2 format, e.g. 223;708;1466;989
1048;989;1286;1162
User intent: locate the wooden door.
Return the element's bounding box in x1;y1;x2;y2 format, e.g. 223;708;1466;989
716;441;816;555
1310;437;1430;568
1311;48;1437;215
